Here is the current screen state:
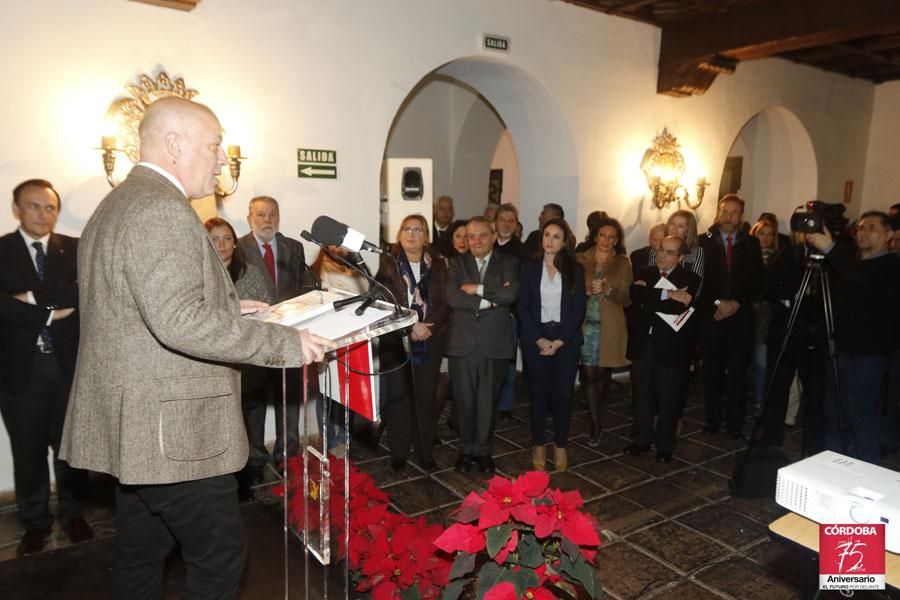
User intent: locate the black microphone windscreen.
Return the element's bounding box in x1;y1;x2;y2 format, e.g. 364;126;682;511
300;230;315;243
310;216;348;246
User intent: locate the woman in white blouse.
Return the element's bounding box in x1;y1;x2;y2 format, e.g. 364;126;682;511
517;218;586;472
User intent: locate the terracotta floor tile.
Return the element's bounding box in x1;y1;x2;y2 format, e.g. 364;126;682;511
663;467;730;501
620;480;707;517
584;495;662;537
646;580;726;599
572;458;648;492
595;541;681;599
676;503;768;550
629;520;729;573
696;556;799;599
547;471;605;502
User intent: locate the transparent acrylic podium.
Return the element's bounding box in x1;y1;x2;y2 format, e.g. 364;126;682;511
248;289;416;598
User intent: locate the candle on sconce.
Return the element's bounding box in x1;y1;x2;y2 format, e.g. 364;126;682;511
226;145;241;159
101;136;117;150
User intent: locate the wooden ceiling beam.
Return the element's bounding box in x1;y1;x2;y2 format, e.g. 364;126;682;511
130;0;200;11
658;0;900;95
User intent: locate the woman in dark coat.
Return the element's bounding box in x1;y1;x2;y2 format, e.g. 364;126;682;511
375;214;450;472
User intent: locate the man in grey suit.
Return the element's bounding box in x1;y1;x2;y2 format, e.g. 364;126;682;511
446;216;519;474
60;97;332;599
237;196;315;478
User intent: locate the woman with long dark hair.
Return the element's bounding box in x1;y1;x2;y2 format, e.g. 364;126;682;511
576;217;632;446
518;218;586;471
375;214;450;472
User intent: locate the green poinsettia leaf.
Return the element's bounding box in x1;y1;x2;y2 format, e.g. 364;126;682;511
507;566;539;592
450;551;477;580
559;535;580;560
514;534;545;569
442;579;469;600
476;563;505;599
400;585;422;600
558;553;602;599
485;524;514;559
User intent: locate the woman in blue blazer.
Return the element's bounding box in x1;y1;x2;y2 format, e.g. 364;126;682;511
517;218;586;471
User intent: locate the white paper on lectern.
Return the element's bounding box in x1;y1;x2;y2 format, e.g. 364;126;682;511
244;288;391;340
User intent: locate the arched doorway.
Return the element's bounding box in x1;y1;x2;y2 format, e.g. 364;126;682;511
382;56;578;235
719;107;818;230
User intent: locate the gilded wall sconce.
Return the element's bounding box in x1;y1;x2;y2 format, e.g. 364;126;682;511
99;70;242;198
639;128;707;210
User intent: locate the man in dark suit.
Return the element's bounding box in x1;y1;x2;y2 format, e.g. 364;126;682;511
697;194;764;438
238;196;315;478
625;235;701;463
446;217;519;474
629;223;666;274
0;179;92;556
432;195;455;257
493;203;523;258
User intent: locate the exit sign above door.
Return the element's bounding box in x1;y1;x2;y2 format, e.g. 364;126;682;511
483;34;510;53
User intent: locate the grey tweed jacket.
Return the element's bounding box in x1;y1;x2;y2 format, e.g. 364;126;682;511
60;166;303;485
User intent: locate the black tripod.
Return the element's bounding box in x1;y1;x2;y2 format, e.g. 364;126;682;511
732;249;850;495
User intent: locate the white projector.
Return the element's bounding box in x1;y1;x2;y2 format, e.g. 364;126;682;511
775;450;900;553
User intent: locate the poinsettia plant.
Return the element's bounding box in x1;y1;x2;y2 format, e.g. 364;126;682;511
433;471;603;600
277;458;602;599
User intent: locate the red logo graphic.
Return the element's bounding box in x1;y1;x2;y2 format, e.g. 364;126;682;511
819;523;885;590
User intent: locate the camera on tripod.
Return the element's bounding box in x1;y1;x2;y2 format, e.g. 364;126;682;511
789;201;849;235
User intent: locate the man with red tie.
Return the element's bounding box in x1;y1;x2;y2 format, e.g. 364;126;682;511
625;235;701;462
697;195;764;439
238;196;315;481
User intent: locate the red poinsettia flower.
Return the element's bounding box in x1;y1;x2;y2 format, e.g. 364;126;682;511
534;489;599;548
484;581;517;600
472;471;550;530
433;523;487;554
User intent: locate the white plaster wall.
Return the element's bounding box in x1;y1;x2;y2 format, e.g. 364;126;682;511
0;0;879;491
491;130;521;208
860;81;900;213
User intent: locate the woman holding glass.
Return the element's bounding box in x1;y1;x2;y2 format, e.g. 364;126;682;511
577;217;632;447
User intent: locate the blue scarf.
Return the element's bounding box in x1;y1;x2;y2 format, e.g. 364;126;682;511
397;250;432;365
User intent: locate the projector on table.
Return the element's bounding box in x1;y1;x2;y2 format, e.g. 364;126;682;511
775;450;900;553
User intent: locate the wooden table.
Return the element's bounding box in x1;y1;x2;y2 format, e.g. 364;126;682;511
769;512;900;594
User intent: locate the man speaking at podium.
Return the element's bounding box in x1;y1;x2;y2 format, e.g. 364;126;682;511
60;97;333;599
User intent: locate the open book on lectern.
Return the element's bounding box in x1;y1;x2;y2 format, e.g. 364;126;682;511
244;288;417;422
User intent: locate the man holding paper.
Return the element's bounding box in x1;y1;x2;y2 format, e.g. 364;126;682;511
624;235;701;463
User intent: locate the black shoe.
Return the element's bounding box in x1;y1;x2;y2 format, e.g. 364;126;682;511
655;449;673;463
728;428;745;440
477;456;495;474
622;443;652;456
702;424;721;435
390;459;406;474
63;517;94;545
585;435;601;448
17;528;52;557
237;482;256;502
455;454;475;473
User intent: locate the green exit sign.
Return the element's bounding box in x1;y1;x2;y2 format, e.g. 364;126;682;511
297;147;337;179
483;34;510;53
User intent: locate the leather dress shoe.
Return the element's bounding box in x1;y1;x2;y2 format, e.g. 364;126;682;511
17;527;52;557
64;516;95;545
455;454;475;473
622;443;652;456
477;456;495;474
728;428;745;440
655;449;673;463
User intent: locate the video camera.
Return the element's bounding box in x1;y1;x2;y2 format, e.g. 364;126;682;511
789;201;849;235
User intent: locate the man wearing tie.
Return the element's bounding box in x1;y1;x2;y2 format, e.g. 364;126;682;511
446;217;520;474
625;235;701;463
0;179;92;555
698;195;764;438
238;196;315;478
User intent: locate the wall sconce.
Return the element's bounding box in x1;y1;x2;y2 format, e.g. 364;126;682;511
639;128;708;210
98;70;243;199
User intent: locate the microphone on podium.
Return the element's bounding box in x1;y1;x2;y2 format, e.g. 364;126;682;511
309;215;385;255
